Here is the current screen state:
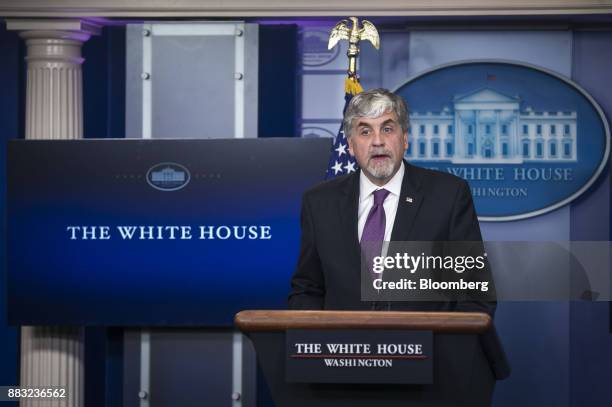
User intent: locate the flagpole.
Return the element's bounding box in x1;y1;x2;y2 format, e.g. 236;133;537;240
325;17;380;179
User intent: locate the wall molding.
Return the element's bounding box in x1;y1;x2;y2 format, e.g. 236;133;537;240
1;0;612;18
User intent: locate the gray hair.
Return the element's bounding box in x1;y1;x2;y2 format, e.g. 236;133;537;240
343;88;409;138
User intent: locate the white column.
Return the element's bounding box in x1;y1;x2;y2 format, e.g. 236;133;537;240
7;19;99;407
7;20;100;139
513;110;519;158
495;110;501;158
474;110;480;158
20;327;84;407
454;111;463;159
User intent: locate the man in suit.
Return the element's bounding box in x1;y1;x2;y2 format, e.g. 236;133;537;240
288;88;509;379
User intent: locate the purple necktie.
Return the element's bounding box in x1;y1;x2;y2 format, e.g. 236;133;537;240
361;189;391;280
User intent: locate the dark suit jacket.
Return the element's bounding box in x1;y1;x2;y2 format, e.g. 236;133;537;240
288;161;510;379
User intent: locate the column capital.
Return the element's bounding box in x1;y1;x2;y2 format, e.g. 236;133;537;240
8;18;100;66
9;18;97;139
6;18;101;42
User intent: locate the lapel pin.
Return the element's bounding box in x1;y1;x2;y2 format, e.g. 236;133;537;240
406;197;414;203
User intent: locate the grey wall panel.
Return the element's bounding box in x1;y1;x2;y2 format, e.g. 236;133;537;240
568;30;612;407
149;330;233;407
126;22;258;139
123;329;143;407
360;29;575;407
126;24;144;139
404;30;573;80
244;24;259;139
151;35;235;138
123;329;257;407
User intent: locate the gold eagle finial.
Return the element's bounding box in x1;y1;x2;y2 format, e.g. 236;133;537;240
328;17;380;79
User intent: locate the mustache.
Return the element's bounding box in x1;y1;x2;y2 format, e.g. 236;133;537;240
368;149;392;158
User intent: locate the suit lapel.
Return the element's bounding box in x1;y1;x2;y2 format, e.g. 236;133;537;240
339;171;361;254
390;162;424;242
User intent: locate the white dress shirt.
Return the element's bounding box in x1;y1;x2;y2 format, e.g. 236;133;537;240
357;162;405;242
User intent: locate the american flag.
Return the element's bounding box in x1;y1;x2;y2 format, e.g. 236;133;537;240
325;78;363;179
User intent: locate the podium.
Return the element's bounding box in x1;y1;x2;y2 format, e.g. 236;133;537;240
235;310;498;407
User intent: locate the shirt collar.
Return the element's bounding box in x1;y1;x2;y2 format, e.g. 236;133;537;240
359;161;405;203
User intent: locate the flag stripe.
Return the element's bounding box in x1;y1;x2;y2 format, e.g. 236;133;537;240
325;78;362;179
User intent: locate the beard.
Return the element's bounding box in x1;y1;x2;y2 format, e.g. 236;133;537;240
365;150;396;180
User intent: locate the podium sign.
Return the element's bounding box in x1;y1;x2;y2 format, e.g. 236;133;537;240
286;329;433;384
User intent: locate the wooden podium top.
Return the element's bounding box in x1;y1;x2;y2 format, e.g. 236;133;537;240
234;310;491;334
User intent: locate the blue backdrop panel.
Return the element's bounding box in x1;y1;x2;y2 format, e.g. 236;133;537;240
82;26;126;139
7;138;330;326
0;21;21;394
258;24;299;138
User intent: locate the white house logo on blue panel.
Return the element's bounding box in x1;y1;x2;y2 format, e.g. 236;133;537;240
146;162;190;191
396;61;609;221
